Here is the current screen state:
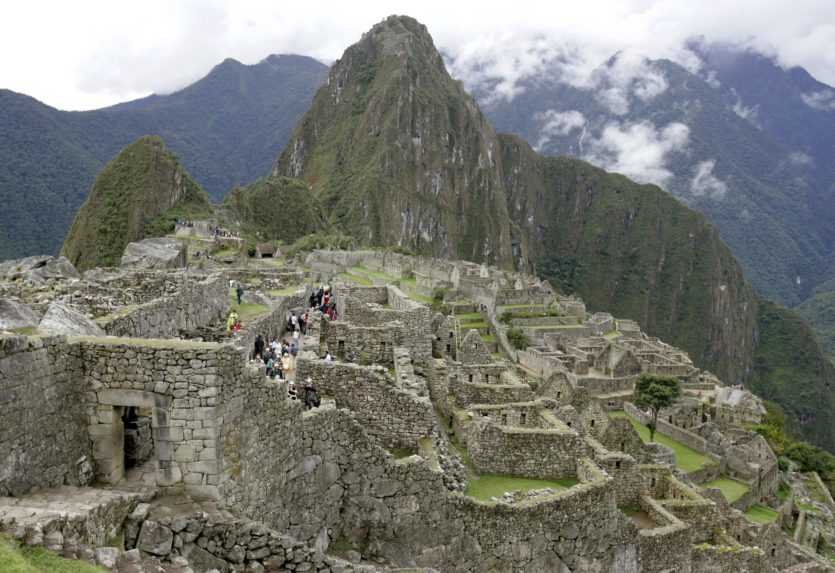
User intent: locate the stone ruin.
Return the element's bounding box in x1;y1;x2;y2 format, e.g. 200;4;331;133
0;246;833;572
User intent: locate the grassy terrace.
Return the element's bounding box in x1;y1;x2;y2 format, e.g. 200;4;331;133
268;285;303;296
704;477;750;503
745;504;779;524
1;534;105;572
337;272;373;286
608;411;713;473
465;475;579;501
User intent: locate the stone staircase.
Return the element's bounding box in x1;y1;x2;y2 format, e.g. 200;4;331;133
0;485;150;549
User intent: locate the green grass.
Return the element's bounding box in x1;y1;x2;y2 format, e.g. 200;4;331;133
10;326;39;336
351;265;398;282
461;322;488;330
230;301;270;322
337;272;372;287
704;477;750;503
388;447;417;459
0;535;106;572
609;411;712;473
744;504;779;524
455;312;483;321
465;475;579;501
405;291;432;304
268;285;303;296
776;482;791;502
796;501;819;515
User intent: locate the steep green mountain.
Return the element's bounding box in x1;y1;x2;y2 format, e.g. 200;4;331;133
499;135;758;386
272;16;514;266
796;280;835;363
468;52;835;308
0;54;327;261
751;300;835;448
269;15;835;451
61;136;211;270
222;175;326;244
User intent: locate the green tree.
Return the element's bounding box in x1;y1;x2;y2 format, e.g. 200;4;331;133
634;375;681;442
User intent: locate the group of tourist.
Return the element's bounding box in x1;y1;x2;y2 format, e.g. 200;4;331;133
253;334;298;381
309;285;338;321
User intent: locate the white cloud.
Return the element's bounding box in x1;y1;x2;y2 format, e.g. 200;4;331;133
595;88;631;115
584;121;690;186
731;98;760;127
788;151;814;166
533;110;586;150
690;160;728;200
704;70;721;88
1;1;835;110
801;90;835;111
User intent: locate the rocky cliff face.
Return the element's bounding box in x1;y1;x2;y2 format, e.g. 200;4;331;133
499;134;760;386
61;136;210;270
273;16;514;267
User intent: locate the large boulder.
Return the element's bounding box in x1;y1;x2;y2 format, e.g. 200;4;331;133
121;238;187;270
0;255;80;283
0;299;40;331
38;302;105;336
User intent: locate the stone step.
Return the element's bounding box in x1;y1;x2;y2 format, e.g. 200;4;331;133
0;485;146;548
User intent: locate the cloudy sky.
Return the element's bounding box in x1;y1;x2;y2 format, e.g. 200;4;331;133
2;0;834;111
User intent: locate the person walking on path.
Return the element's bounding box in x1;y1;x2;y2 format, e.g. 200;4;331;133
236;283;244;305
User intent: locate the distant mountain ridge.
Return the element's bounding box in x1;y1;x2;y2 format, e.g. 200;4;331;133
0;53;328;261
467;45;835;308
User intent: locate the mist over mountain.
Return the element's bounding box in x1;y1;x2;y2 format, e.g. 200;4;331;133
459;43;835;309
0;54;327;260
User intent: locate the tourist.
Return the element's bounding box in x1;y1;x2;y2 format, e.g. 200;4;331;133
324;351;333;362
299;312;308;334
281;352;293;380
254;334;264;360
290;312;299;332
236;283;244;305
303;378;320;410
226;310;239;332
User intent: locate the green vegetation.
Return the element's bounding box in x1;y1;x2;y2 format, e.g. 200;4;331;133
283;232;358;257
752;401;835;495
388;447;417;459
337;272;372;287
610;411;712;473
704;477;750;503
0;534;106;572
61;136;211;271
223;175;326;244
744;504;779;524
229;292;270;323
268;285;303;297
750;300;835;451
634;375;681;442
0;54;327;261
499;309;560;323
506;327;530;350
465;475;578;501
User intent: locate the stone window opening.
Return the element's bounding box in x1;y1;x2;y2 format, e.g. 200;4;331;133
615;461;621;469
520;412;527;426
590;419;595;428
446;344;451;353
567;422;572;428
651;477;656;487
337;339;346;357
468;373;474;383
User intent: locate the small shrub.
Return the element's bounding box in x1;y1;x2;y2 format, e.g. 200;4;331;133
499;311;513;324
507;327;529;350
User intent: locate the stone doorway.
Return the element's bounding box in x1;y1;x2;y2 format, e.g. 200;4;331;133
91;390;172;487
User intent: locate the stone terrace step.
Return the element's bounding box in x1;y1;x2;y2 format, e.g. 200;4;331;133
0;485;146;547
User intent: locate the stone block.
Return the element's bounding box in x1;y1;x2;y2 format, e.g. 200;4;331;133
137;520;173;556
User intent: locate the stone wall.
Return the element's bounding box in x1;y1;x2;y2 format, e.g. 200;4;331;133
637;496;692;573
321;320;399;367
0;334;92;496
625;402;709;454
386;286;432;366
67;337;244;498
295;357;437;450
691;543;767;572
451;378;535;407
220;359;639;572
100;274;228;339
468;420;587;479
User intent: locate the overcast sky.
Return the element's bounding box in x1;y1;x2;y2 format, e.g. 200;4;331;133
2;0;835;110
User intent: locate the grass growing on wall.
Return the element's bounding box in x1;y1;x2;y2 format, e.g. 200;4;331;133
608;411;713;473
704;477;750;503
465;475;579;501
744;504;778;524
0;535;106;572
